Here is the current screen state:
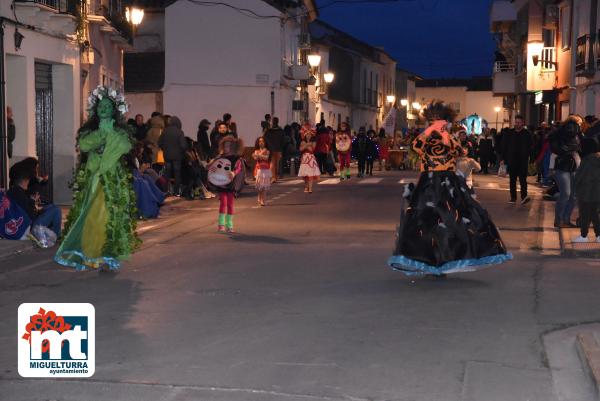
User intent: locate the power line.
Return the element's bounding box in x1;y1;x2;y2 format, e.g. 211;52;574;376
183;0;419;20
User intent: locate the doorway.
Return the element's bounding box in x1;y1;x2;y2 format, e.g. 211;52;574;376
34;62;54;201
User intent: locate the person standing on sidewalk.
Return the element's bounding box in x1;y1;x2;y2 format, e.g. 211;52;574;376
501;115;532;205
573;136;600;242
478;130;494;174
264;117;284;183
159;116;188;196
6;106;16;159
335;122;352;180
549;116;582;228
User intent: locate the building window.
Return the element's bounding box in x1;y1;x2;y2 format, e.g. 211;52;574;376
375;73;379;107
560;5;571;50
576;35;590;71
362;69;367;104
369;71;373;105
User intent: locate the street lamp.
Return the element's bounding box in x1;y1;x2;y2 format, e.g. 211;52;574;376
494;106;501;130
323;72;335;84
125;6;144;26
412;102;421;111
307;54;322;68
400;98;408;107
386;95;396;105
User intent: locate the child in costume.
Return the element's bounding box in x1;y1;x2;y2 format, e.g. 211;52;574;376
252;136;271;206
298;129;320;193
55;86;139;271
208;136;243;233
455;153;481;190
388;101;512;277
335;122;352;180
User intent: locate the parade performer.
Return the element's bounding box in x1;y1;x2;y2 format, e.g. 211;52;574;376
208;136;244;233
298;129;320;193
253;136;271;206
55;86;139;271
388;101;512;276
336;122;352;180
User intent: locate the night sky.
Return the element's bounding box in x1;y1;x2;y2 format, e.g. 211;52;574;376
316;0;496;79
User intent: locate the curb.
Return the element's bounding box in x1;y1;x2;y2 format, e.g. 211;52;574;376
560;227;600;258
576;332;600;398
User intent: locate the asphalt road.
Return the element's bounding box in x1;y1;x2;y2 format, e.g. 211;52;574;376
1;170;600;401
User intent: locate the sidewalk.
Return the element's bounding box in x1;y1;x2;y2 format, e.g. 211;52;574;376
0;196;186;262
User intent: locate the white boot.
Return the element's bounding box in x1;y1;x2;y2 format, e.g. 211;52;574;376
573;235;589;243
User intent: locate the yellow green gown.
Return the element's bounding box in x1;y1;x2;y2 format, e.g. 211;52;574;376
55;126;139;270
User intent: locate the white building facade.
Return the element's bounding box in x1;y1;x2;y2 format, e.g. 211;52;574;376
2;0;129;203
158;0;317;143
416;78;504;130
308;20;397;132
2;0;81;203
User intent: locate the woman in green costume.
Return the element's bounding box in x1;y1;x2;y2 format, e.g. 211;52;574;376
55;86;140;271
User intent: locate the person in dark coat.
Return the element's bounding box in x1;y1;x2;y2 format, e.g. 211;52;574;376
549;116;582;227
353;127;370;177
573;136;600;242
264;117;284;182
8;163;61;237
210;121;235;159
196;119;212;160
585;115;600;140
478;130;494;174
133;114;147;141
501;115;533;204
6;106;15;158
159;115;188;196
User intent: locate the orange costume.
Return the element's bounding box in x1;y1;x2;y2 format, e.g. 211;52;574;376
412;120;463;172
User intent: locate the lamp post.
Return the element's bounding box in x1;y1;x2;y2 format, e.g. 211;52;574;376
125;3;144;36
494;106;501;130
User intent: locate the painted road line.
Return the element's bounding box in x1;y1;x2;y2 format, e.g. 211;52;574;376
281;179;304;185
318;178;341;185
398;179;415;184
358;178;383;184
486;182;500;189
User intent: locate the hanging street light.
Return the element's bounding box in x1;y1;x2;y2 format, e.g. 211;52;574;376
125;6;145;26
323;72;335;84
307;54;322;68
386;95;396;104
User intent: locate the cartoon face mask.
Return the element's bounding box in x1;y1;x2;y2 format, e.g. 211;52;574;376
208;158;234;187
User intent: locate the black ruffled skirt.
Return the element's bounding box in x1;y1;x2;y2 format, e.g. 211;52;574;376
388;171;512;275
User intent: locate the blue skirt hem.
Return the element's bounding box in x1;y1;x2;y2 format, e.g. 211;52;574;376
54;251;121;272
387;253;513;276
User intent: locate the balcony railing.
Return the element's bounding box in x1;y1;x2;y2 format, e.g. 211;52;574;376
493;61;515;73
15;0;79;15
540;47;556;71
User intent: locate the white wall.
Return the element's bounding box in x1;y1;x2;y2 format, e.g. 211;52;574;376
416;86;468;119
4;23;80;203
126;93;162;121
164;0;300;143
464;91;504;127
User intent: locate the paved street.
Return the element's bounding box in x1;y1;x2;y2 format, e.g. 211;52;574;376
2;170;600;401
